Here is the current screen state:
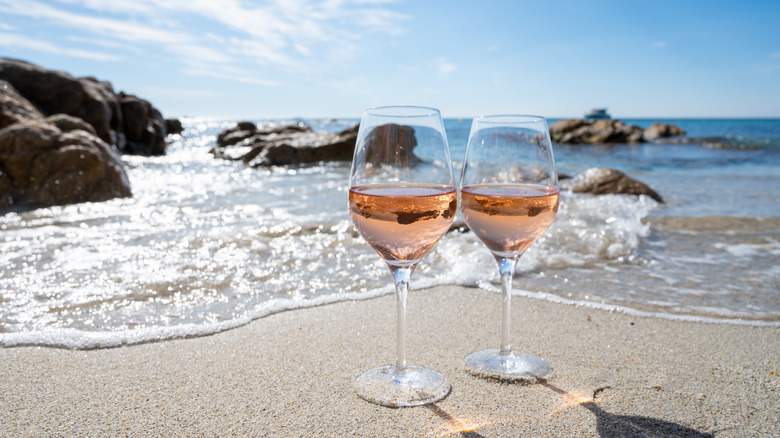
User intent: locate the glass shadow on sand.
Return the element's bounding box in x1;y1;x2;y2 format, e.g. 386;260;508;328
543;383;715;438
423;383;715;437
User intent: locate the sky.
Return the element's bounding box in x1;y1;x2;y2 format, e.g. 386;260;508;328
1;0;779;120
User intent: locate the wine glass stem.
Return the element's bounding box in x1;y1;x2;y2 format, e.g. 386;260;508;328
497;257;517;356
391;267;412;371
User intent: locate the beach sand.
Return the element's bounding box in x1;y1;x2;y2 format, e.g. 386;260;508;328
1;285;777;437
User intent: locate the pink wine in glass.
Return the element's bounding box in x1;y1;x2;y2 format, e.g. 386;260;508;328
349;183;457;264
460;184;559;256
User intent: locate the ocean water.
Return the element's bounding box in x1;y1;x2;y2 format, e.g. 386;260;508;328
1;118;779;348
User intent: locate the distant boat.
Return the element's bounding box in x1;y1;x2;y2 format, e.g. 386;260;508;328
584;108;611;120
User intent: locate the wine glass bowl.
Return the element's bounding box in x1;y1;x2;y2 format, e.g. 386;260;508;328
459;115;559;381
348;106;455;406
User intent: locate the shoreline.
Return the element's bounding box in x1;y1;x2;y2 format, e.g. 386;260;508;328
1;285;777;436
1;215;778;350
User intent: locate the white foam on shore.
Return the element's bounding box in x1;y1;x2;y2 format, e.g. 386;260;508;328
3;275;777;350
0;286;394;349
474;281;780;328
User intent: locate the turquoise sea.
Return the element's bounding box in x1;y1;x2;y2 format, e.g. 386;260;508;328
1;117;778;348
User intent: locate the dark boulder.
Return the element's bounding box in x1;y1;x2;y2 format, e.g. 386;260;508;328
165;118;183;135
1;80;44;129
549;118;685;144
119;93;166;156
216;122;311;148
547;118;588;141
0;57;170;156
212;123;359;167
0;116;131;210
0;58;120;145
562;167;663;203
359;123;419;166
549;119;644;144
45;113;97;136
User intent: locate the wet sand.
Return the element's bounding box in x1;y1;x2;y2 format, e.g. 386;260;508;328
1;284;777;436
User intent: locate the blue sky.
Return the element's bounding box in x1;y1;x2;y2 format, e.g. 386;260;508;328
1;0;779;119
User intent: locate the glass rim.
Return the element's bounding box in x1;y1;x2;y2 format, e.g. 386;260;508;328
473;114;546;124
364;105;441;118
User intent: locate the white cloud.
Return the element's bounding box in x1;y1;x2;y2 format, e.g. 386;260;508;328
168;44;234;65
136;86;222;99
294;44;311;56
228;38;298;67
0;0;191;44
770;51;780;60
0;0;409;84
181;65;281;86
65;35;142;52
434;57;456;77
0;31;122;61
653;41;668;49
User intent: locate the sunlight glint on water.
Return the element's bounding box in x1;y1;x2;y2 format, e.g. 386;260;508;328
1;118;778;348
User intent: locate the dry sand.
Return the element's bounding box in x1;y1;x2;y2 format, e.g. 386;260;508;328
1;285;778;437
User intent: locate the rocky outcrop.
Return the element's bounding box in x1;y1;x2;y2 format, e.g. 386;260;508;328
561;167;663;203
119;93;166;156
359;123;419;166
216;121;311;148
642;122;686;142
0;115;132;210
165;118;184;135
548;119;685;144
1;80;44;129
0;58;175;156
212;122;359;167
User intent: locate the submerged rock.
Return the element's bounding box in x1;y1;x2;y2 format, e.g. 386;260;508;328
562;167;663;203
0;116;132;210
548;119;685;144
212;123;359;166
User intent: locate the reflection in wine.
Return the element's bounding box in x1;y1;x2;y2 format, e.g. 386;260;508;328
349;184;457;265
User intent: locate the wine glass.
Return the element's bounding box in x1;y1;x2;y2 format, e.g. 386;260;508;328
459;115;559;381
348;106;456;407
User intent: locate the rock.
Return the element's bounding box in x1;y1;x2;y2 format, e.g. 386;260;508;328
549;119;684;145
0;117;131;210
1;80;44;129
212;123;359;166
549;119;644;144
0;58;120;145
216;122;311;148
165;118;183;135
119;93;166;156
642;122;686;142
562;167;663;203
548;119;588;141
0;57;170;156
359;123;419;166
44;114;97;136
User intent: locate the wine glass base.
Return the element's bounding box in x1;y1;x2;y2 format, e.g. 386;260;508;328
354;365;451;407
464;349;553;382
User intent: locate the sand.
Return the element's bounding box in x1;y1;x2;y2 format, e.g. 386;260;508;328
1;285;778;437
